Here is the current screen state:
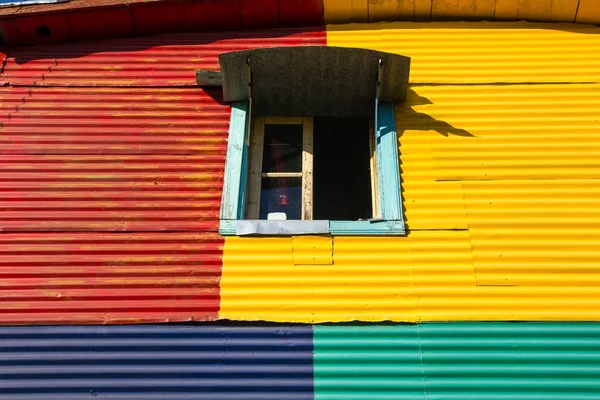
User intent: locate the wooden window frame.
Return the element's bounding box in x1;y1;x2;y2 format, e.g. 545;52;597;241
219;101;405;236
247;117;313;221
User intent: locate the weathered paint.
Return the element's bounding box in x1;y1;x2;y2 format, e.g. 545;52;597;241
219;22;600;323
314;323;600;400
0;0;325;46
323;0;595;23
1;0;598;47
0;324;314;399
0;28;327;86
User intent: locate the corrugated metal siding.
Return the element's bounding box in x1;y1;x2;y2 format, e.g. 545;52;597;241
323;0;599;23
0;232;222;324
0;324;314;399
399;84;600;289
418;323;600;400
0;87;227;231
313;323;600;400
0;27;327;322
327;22;600;84
313;325;425;400
0;28;326;86
220;80;600;322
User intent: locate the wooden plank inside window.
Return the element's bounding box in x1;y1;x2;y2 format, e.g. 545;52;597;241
261;172;303;178
302;117;314;220
369;120;381;218
247;117;265;219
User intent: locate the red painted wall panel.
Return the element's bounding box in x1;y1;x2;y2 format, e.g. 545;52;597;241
0;26;326;324
132;2;188;35
68;7;135;40
279;0;324;26
0;28;326;86
240;0;280;29
0;232;222;324
184;0;241;31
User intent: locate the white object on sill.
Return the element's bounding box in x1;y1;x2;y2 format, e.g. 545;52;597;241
267;212;287;221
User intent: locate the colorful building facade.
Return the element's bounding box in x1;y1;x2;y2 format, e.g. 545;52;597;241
1;1;600;398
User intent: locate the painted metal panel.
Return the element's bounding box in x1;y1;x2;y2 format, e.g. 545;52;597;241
0;324;314;399
327;21;600;84
0;28;327;87
322;0;594;24
313;325;425;400
314;323;600;400
0;232;222;324
0;87;227;231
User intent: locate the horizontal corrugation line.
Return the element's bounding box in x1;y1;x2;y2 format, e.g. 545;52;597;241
0;232;222;324
0;324;314;399
313;323;600;400
0;28;326;86
0;27;327;323
313;325;426;400
220;80;600;322
327;21;600;84
0;87;228;231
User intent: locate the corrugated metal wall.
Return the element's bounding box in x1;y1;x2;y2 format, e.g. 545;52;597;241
2;323;599;399
220;22;600;323
314;323;600;400
0;28;327;86
0;324;314;399
322;0;600;24
0;28;327;323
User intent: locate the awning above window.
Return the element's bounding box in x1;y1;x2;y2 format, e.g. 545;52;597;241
206;46;410;118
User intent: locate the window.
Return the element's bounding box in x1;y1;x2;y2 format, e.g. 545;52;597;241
219;102;404;236
210;46;409;235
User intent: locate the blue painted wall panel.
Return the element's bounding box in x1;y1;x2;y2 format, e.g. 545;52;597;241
0;325;314;400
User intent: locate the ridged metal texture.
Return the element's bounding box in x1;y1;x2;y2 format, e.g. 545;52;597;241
0;233;222;324
322;0;600;24
219;22;600;323
0;28;326;323
313;323;600;400
0;28;327;86
0;87;227;232
328;22;600;84
0;324;314;399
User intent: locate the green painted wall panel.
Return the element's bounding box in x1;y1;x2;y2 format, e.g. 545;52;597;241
314;323;600;400
313;325;426;400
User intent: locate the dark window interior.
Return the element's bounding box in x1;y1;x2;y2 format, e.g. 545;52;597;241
313;117;372;221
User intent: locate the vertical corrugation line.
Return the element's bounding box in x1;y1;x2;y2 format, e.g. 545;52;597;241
0;324;314;399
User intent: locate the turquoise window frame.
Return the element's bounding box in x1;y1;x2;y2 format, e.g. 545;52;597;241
219;101;405;236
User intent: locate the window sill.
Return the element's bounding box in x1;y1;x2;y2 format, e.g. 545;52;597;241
219;220;405;236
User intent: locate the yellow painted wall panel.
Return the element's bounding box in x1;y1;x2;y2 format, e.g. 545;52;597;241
550;0;579;21
414;0;433;20
327;22;600;84
219;22;600;323
494;0;519;19
369;0;416;21
464;180;600;286
431;0;460;19
220;236;416;323
575;0;600;24
323;0;369;24
517;0;553;20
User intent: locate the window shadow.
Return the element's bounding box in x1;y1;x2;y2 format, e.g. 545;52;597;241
397;88;475;138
